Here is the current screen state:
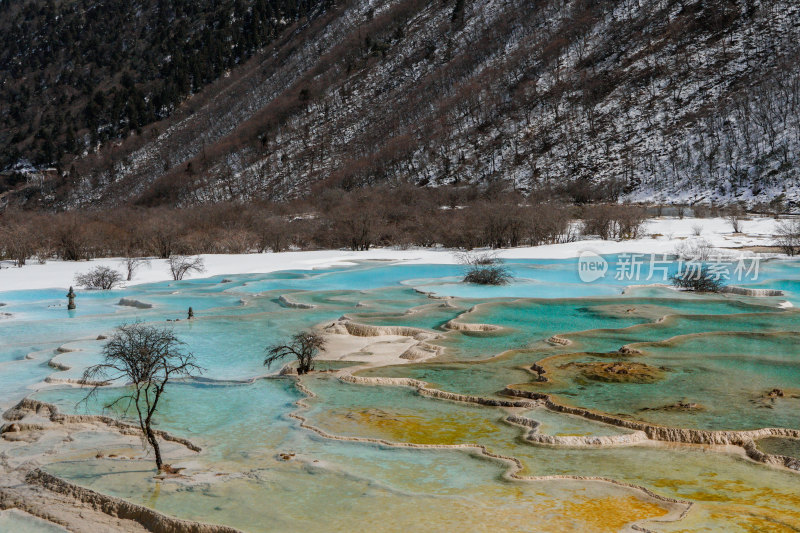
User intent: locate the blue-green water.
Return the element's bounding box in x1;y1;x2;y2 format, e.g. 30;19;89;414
2;257;800;532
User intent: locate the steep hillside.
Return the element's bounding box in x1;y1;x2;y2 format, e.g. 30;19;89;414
7;0;800;209
0;0;331;169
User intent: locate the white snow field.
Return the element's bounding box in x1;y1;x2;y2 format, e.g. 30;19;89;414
0;216;787;291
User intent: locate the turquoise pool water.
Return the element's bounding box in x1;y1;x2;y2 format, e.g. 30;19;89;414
2;256;800;532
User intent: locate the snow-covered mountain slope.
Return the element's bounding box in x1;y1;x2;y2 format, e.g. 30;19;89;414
42;0;800;208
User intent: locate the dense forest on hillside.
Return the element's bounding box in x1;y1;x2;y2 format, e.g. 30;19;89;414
0;0;331;169
1;0;799;210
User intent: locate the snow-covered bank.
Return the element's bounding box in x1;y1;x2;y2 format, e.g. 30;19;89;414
0;217;785;292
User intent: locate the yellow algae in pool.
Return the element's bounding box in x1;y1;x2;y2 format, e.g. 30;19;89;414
559;495;669;531
663;504;800;533
712;507;800;533
646;477;800;531
653;475;800;508
339;493;670;533
324;407;506;445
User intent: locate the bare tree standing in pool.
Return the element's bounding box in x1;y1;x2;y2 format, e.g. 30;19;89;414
82;323;202;472
265;331;326;375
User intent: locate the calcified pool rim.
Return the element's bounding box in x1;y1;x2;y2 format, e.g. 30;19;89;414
339;298;800;469
2;258;800;532
334;319;800;470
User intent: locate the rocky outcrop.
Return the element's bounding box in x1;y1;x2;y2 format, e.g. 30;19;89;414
117;299;153;309
323;319;444;363
55;346;77;354
504;414;541;432
547;335;572;346
528;432;651;447
47;359;71;371
3;398;59;421
529;363;548;382
43;377;109;387
413;289;452;300
20;469;242;533
722;286;784;297
443;319;501;332
399;344;442;361
332;320;436;340
742;440;800;471
618;345;643;355
2;398;201;452
640;401;703;413
563;361;665;384
277;294;315;309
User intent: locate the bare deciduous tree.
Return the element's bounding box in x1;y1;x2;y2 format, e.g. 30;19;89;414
82;323;202;472
121;256;151;281
673;238;715;262
168;255;206;281
0;222;35;266
728;214;743;233
257;216;289;253
775;218;800;256
75;266;123;290
581;204;647;240
264;330;326;375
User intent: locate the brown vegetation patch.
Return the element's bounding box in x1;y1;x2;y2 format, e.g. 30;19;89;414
750;388;800;409
563;361;665;384
639;401;704;413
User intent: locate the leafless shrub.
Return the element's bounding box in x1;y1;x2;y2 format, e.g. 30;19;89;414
728;214;743;233
457;251;512;285
526;203;572;245
75;266;124;290
257;216;290;253
581;204;647;240
691;224;703;236
673;239;715;262
143;210;182;258
0;220;36;266
775;218;800;256
671;266;725;293
473;199;526;249
693;205;709;218
120;256;151;281
168;255;206;281
327;191;382;251
213;228;258;254
54;213;93;261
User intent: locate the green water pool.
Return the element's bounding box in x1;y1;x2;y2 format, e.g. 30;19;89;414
2;257;799;532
